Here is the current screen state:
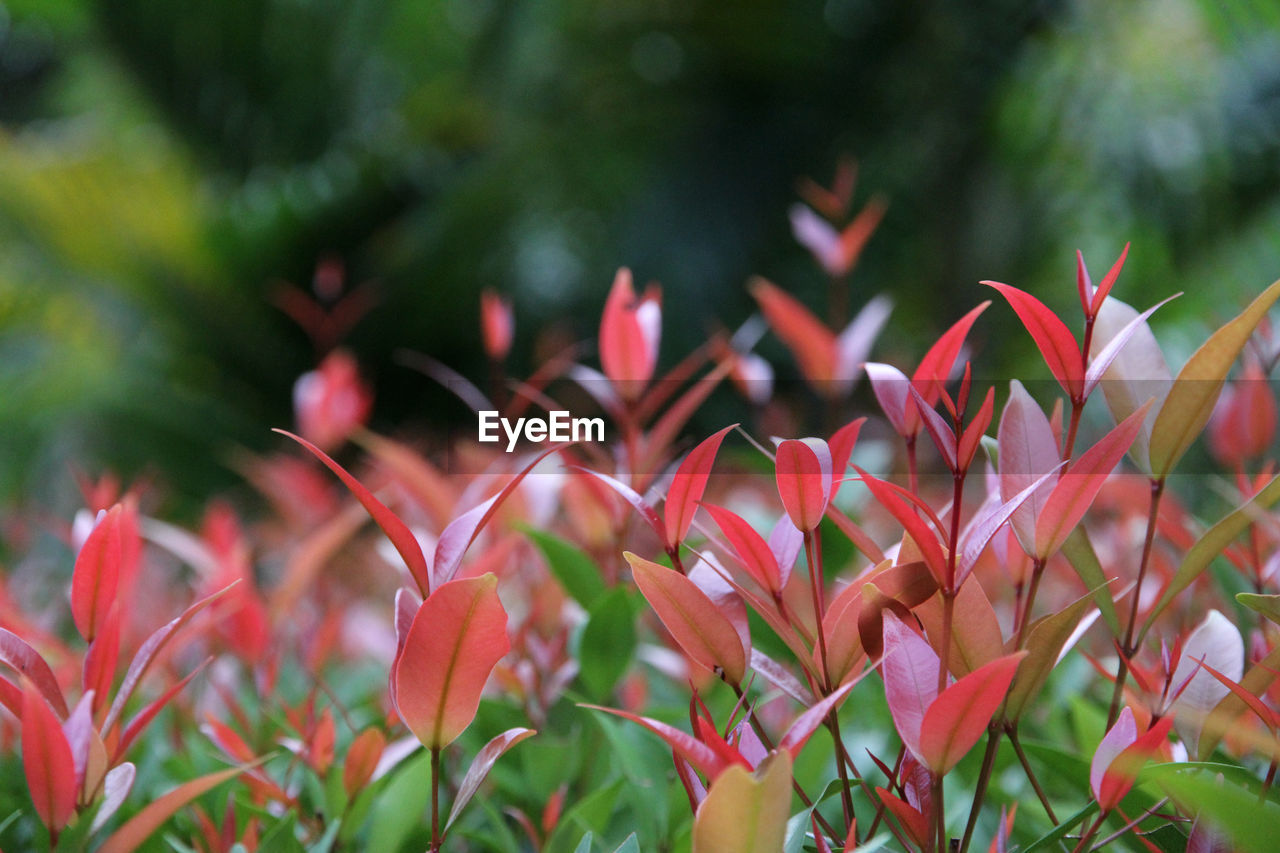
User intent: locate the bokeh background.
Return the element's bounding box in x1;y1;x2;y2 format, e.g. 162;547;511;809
3;0;1280;515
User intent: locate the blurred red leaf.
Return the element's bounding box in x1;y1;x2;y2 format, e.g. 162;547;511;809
72;505;122;643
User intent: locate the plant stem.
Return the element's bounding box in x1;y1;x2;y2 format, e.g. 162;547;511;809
1108;478;1165;727
1014;559;1047;649
958;727;1002;853
1062;400;1084;467
1008;727;1057;822
430;746;442;852
906;435;920;497
805;530;832;683
933;773;947;853
1070;810;1107;853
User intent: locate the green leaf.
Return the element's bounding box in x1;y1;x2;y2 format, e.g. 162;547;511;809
545;779;625;853
1238;592;1280;626
1147;764;1280;852
368;751;431;853
1141;469;1280;644
578;587;637;700
525;528;608;609
1060;528;1122;635
1022;801;1097;853
573;834;595;853
612;834;640;853
1148;277;1280;478
257;812;305;853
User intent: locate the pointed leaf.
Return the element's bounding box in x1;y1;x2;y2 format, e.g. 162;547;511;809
446;727;536;830
985;281;1084;399
98;760;265;853
0;627;68;718
433;443;567;586
702;504;782;593
103;582;237;734
21;678;76;832
394;575;510;749
1170;610;1243;755
919;652;1025;774
275;429;431;596
1088;296;1171;473
1084;293;1178;397
1060;529;1122;635
912;301;990;407
866;362;911;435
72;505;122;642
343;727;387;799
1004;588;1101;720
1149;278;1280;478
834;294;893;388
573;467;665;544
1034;401;1150;559
1237;592;1280;627
581;704;732;780
1089;243;1130;316
998;379;1059;552
916;581;1004;678
665;425;736;548
881;613;939;762
115;659;211;761
750;277;836;386
775;438;832;532
600;268;657;397
959;463;1063;583
857;470;949;585
626;552;747;685
778;680;858;758
91;763;136;834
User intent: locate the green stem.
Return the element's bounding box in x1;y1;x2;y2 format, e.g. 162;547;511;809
1008;726;1057;823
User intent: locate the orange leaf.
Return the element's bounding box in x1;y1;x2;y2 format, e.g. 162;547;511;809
393;575;510;749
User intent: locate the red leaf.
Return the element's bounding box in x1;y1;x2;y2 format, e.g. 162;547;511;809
102;582;237;735
665;425;736;548
72;505;122;642
749;277;836;386
775;438;832;532
275;428;431;596
702;504;783;594
581;704;733;781
1090;242;1131;317
82;606;121;716
911;301;990;410
599;268;659;397
876;787;931;849
0;627;68;719
1034;401;1151;559
985;281;1084;400
21;678;77;832
627;552;747;684
918;652;1025;774
446;727;536;830
778;680;858;759
393;575;510;749
828;418;865;484
480;289;514;361
856;470;949;586
343;728;387;798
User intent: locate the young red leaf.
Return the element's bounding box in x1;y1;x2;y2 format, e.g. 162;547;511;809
876;787;931;850
957;386;996;472
775;438;832;532
911;301;990;410
72;505;123;642
581;704;734;781
480;289;514;362
0;627;68;719
665;425;736;548
749;277;836;387
1033;400;1150;559
446;727;536;831
102;582;237;734
626;552;748;685
82;606;121;716
918;652;1025;774
958;462;1063;584
433;443;567;586
984;281;1084;400
907;386;959;471
599;268;660;398
778;679;858;759
856;470;949;586
21;678;77;834
828;417;865;483
393;574;510;749
98;760;265;853
1091;708;1172;811
275;428;431;596
1089;242;1131;317
343;728;387;798
702;503;783;594
998;380;1059;551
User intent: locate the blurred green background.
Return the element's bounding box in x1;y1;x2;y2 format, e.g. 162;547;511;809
3;0;1280;513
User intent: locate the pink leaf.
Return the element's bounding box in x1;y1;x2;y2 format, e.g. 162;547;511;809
0;627;68;719
394;575;510;749
881;613;939;762
834;295;893;389
446;727;536;830
997;380;1060;552
1084;293;1179;398
600;268;659;398
866;362;911;435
